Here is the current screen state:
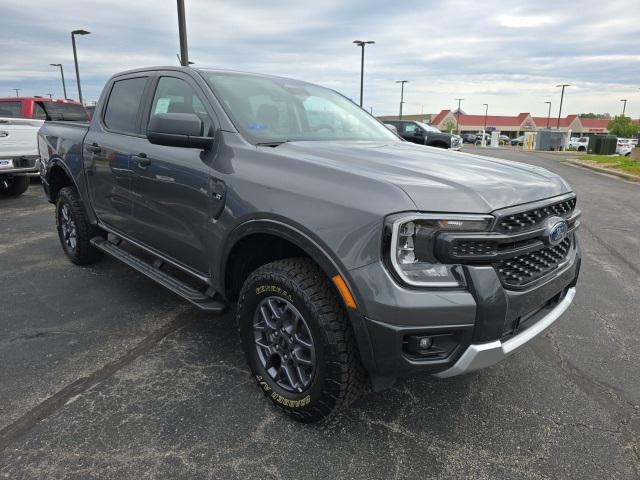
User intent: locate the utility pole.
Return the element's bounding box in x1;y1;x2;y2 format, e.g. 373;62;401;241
396;80;408;120
71;29;90;104
177;0;189;66
47;93;53;99
556;84;570;129
353;40;374;108
13;88;20;97
620;99;627;116
482;103;488;147
545;101;552;128
455;98;464;134
50;64;68;99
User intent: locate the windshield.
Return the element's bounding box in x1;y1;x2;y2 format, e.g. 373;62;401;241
416;121;441;133
201;71;398;144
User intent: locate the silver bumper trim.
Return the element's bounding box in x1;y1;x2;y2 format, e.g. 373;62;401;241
435;287;576;378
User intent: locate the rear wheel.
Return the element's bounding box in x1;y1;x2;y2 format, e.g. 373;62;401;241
237;258;365;423
55;187;104;265
0;175;29;196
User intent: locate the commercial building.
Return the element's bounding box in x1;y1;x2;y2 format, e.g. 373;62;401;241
377;110;614;138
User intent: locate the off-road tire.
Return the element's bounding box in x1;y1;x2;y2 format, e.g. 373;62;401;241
237;258;366;423
56;187;104;265
0;175;29;196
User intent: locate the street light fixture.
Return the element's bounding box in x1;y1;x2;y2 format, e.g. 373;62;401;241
396;81;408;120
544;101;552;128
455;98;464;134
555;84;570;129
50;63;68;99
353;40;374;108
620;99;627;116
71;29;90;105
482;103;488;146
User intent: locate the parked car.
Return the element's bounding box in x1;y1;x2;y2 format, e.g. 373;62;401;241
499;134;510;145
569;137;589;152
0;117;44;196
0;97;90;122
616;138;633;154
38;66;581;423
462;133;477;143
510;135;525;146
385;120;462;150
618;145;632;157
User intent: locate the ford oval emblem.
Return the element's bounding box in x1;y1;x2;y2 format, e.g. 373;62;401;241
544;216;568;246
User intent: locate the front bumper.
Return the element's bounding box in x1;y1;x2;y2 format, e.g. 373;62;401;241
347;237;580;391
435;287;575;378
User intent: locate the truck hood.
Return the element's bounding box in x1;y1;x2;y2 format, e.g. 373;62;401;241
272;140;571;213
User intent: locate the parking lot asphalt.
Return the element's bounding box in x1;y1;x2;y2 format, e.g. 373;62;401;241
1;149;639;479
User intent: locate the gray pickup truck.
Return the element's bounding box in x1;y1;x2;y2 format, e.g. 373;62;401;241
38;66;581;423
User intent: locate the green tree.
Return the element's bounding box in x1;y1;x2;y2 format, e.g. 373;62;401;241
607;115;640;137
442;120;457;133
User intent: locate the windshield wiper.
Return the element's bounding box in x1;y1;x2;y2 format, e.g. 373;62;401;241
255;140;293;147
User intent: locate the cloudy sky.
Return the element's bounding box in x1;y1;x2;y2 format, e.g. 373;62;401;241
2;0;638;118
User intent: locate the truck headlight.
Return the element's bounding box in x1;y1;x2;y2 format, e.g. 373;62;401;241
389;214;493;287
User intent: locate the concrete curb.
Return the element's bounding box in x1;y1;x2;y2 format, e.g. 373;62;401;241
563;159;640;183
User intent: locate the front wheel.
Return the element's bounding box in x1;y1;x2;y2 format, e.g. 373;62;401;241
237;258;365;423
0;175;29;196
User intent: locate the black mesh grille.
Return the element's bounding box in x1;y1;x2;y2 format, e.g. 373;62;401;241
451;240;497;257
497;198;576;233
496;237;572;287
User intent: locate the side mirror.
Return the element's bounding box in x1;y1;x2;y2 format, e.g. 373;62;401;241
414;130;424;137
147;113;212;149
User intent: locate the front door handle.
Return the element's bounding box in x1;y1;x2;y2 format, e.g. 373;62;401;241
132;153;151;168
87;143;101;154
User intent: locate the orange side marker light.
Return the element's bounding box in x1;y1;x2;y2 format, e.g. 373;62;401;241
332;275;357;310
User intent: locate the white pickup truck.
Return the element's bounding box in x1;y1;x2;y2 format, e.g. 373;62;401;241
0;117;43;196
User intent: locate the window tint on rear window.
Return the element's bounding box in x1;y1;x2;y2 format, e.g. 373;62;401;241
103;77;147;134
0;101;22;118
37;102;89;121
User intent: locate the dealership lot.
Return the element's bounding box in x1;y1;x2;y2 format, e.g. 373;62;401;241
1;150;639;479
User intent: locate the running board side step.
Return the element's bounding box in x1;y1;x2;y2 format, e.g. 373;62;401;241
90;237;226;314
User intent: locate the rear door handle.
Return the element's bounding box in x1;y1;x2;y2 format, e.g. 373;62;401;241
87;143;101;153
132;153;151;167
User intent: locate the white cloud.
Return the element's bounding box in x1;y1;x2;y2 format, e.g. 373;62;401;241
0;0;638;118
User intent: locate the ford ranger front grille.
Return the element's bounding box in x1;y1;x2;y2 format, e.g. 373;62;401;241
495;237;572;287
496;197;577;233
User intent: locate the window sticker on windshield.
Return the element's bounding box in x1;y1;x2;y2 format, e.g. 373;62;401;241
248;123;268;130
155;98;171;114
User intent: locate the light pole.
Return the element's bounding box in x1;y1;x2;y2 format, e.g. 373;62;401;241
13;88;20;97
47;93;53;99
482;103;488;147
50;63;67;99
556;84;570;129
396;80;408;120
620;99;627;116
177;0;190;66
545;101;552;128
455;98;464;134
353;40;374;108
71;29;90;104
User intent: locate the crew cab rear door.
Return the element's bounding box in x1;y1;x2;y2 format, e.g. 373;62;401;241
85;74;150;232
127;72;219;276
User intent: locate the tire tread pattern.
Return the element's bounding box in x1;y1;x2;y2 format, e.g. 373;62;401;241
237;258;366;423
